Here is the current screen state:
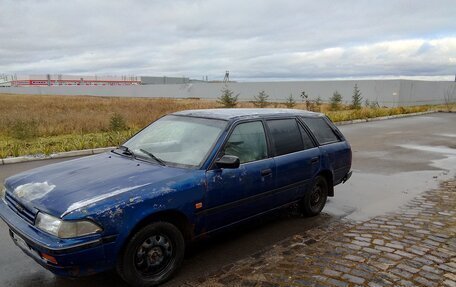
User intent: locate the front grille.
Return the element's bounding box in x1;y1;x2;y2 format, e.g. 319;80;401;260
5;193;37;225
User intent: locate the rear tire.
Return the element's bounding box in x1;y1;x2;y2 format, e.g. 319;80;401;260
117;222;185;287
300;175;328;216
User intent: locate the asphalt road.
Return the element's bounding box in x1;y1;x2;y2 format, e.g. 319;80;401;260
0;112;455;287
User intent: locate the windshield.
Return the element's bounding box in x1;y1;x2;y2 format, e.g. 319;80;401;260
122;115;227;168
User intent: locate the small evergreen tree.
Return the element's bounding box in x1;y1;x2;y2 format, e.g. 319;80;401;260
109;113;127;131
217;85;238;108
285;93;296;108
330;91;343;110
253;90;269;108
351;84;363;109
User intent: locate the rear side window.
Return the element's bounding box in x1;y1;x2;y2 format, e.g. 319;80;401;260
301;117;340;145
267;119;304;156
223;121;268;163
299;124;316;150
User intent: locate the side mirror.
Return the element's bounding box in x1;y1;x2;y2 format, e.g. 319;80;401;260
215;155;240;169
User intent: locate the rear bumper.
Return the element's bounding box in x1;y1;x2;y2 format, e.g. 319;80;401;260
342;170;352;183
0;198;115;277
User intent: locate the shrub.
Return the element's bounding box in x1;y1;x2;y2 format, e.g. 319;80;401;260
285;94;296;108
365;99;380;109
311;96;323;112
330;91;343;111
109;113;127;131
8;120;38;140
443;84;455;112
217;85;239;108
253;90;269;108
315;96;322;107
10;142;21;157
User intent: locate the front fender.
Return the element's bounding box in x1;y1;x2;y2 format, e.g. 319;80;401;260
64;171;207;265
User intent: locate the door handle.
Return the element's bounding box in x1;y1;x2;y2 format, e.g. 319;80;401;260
311;157;319;164
261;168;272;176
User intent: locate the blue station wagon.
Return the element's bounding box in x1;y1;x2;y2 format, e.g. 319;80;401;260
0;109;352;286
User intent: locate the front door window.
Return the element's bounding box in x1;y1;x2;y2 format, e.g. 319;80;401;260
223;121;268;163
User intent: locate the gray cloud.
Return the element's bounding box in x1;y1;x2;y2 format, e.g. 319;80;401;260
0;0;455;81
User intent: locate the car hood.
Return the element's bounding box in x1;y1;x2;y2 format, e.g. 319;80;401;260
4;153;192;218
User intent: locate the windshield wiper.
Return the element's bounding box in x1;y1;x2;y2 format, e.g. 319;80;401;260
139;148;166;166
119;145;136;158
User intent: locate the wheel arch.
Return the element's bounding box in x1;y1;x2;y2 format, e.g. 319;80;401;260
116;210;189;285
117;209;194;263
130;210;194;242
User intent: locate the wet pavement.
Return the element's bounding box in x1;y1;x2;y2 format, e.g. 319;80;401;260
0;112;455;286
190;180;456;287
327;112;456;222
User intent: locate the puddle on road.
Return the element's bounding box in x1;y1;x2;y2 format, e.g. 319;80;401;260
327;143;456;222
435;133;456;138
430;156;456;172
398;144;456;155
327;170;449;222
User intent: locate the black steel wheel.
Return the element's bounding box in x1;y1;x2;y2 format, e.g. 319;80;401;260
117;222;185;287
300;175;328;216
135;234;173;277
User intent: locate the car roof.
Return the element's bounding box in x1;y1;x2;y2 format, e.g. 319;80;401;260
172;108;324;121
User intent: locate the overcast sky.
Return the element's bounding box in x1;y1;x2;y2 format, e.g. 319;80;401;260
0;0;455;81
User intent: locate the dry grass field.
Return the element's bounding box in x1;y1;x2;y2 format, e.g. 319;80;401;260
0;93;449;158
0;94;220;137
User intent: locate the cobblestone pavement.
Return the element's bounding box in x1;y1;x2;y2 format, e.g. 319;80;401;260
183;180;456;287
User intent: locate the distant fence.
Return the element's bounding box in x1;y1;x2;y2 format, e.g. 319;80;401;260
1;80;454;107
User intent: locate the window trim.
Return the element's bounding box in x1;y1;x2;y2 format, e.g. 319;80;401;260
208;119;271;170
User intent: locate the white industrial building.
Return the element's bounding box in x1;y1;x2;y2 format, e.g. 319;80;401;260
0;74;210;87
0;74;140;87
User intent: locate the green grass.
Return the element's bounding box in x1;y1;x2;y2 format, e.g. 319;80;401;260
0;131;136;159
325;106;431;122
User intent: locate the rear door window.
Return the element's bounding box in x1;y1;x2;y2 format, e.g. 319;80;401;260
267;119;304;156
301;117;340;145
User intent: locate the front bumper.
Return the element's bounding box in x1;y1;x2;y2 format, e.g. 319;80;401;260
0;198;115;277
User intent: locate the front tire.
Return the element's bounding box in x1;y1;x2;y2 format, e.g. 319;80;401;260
300;175;328;216
117;222;185;287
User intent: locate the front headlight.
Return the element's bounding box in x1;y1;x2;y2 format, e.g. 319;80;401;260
35;212;102;239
